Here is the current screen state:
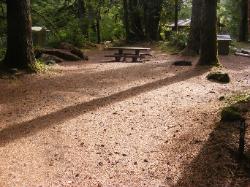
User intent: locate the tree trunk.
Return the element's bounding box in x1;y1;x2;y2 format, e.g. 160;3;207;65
183;0;202;55
77;0;89;37
123;0;129;41
198;0;219;66
239;0;249;41
4;0;35;70
127;0;145;41
173;0;179;32
96;13;101;44
144;0;163;40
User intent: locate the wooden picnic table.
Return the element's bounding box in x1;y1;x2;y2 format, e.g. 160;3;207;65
105;47;151;62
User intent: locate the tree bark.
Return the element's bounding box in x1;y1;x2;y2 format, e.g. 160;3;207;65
173;0;179;32
96;12;101;44
144;0;163;40
4;0;35;70
123;0;129;41
183;0;202;55
198;0;219;66
239;0;249;41
77;0;89;37
127;0;145;41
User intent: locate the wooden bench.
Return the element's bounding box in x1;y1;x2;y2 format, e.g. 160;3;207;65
105;47;151;62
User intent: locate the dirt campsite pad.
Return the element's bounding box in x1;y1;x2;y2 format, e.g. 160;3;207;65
0;47;250;186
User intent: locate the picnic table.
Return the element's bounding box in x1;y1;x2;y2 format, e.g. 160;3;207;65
105;47;151;62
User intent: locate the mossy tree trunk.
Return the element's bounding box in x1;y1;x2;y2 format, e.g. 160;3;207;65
184;0;202;55
239;0;249;41
3;0;35;70
198;0;219;66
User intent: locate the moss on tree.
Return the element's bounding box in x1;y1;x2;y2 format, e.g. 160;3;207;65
221;106;243;122
207;72;230;83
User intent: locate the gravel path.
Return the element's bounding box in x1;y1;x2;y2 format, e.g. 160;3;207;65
0;48;250;186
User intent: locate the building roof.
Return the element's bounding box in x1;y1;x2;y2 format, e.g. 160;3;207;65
32;26;50;32
169;19;191;27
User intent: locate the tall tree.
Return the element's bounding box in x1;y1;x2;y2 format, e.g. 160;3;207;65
173;0;179;32
183;0;202;55
127;0;144;41
3;0;35;70
144;0;163;40
239;0;249;41
77;0;89;37
198;0;219;66
123;0;129;41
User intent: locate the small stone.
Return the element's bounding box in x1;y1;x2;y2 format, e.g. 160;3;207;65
144;159;148;163
98;162;103;166
75;174;80;177
80;142;84;147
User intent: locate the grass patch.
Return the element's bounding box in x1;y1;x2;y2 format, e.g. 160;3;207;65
220;92;250;122
226;93;250;105
221;106;243;122
158;41;181;54
29;60;49;73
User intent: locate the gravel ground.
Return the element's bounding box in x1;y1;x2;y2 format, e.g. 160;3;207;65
0;48;250;187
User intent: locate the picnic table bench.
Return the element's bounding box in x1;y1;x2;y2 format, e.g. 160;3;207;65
105;47;151;62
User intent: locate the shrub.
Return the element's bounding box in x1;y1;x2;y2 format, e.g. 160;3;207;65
47;20;87;48
168;31;189;49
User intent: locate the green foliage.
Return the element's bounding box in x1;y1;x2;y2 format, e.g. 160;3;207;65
29;59;48;73
226;93;250;105
161;0;192;24
47;20;87;48
218;0;241;38
100;5;125;41
168;31;189;49
159;41;182;53
221;106;243;122
220;92;250;122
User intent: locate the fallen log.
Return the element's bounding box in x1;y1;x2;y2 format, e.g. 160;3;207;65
59;42;88;60
35;48;82;61
235;52;250;58
241;49;250;54
39;54;64;63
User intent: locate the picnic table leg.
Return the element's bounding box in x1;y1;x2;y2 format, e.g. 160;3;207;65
116;49;123;61
132;49;140;62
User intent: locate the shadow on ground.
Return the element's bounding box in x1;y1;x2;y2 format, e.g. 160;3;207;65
176;118;250;186
0;66;210;147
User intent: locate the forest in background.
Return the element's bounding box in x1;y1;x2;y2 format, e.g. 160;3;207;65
0;0;247;52
0;0;249;69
